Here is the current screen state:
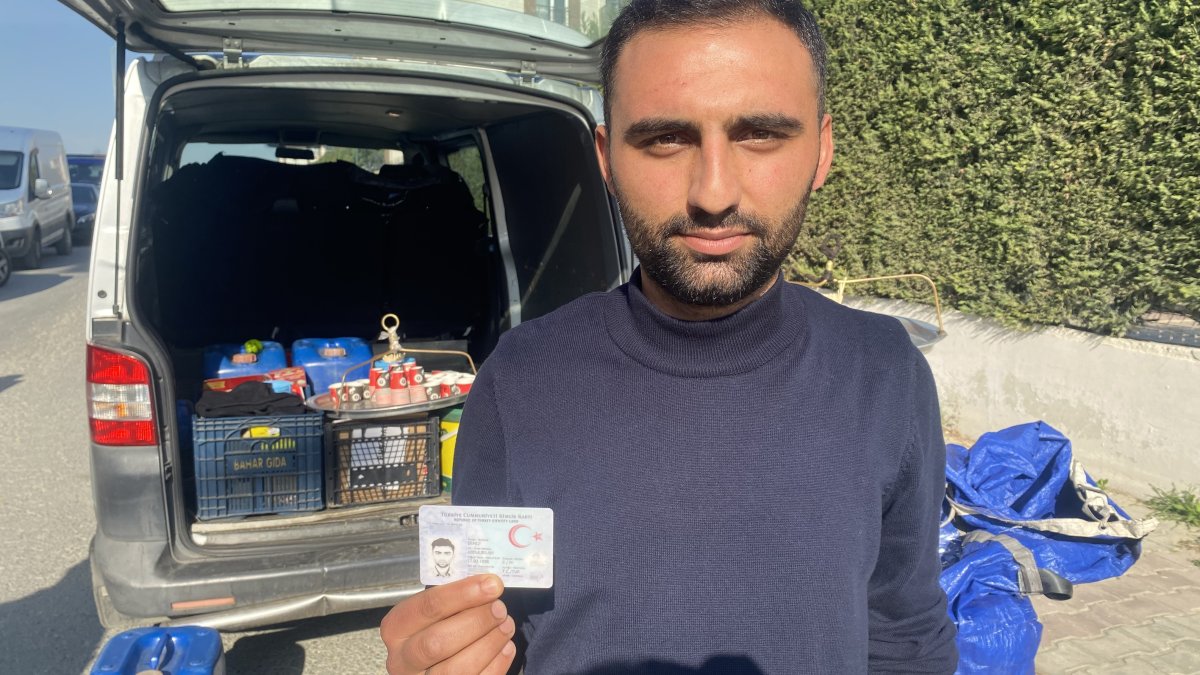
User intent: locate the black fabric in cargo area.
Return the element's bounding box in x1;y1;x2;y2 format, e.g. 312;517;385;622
146;154;488;349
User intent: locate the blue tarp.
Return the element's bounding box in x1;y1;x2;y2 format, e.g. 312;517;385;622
944;421;1147;584
939;421;1156;674
940;537;1044;675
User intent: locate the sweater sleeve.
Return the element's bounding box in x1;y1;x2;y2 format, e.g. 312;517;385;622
449;364;515;507
867;353;958;674
447;361;538;672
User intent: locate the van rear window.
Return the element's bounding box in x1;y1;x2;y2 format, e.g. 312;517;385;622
68;157;105;184
180;143;391;174
0;151;22;190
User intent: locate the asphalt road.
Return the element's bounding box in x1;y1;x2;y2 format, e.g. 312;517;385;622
0;245;390;674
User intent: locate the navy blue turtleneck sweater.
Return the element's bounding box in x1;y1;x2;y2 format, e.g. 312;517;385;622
452;273;957;674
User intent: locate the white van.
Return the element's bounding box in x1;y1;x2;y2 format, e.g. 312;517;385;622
0;127;75;268
63;0;632;631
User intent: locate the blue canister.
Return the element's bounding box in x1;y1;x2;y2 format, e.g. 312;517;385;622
291;337;372;393
202;341;287;380
89;626;225;675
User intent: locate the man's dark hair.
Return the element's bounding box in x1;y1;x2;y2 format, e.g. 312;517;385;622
600;0;827;124
431;538;455;550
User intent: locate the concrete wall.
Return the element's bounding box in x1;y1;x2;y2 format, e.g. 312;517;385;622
839;295;1200;496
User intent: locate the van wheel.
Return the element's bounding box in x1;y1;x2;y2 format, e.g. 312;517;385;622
90;557;139;631
0;248;11;287
55;223;73;256
20;227;42;269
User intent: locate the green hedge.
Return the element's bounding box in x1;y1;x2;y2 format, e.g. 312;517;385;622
792;0;1199;334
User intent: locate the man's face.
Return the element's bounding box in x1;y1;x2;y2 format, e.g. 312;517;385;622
595;15;833;308
432;545;454;570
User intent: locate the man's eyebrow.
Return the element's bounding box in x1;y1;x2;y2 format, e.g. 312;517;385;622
729;113;805;134
622;114;805;142
623;118;700;142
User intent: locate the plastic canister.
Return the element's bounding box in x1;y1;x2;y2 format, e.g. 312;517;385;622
89;626;226;675
440;407;462;494
202;341;287;380
291;338;373;394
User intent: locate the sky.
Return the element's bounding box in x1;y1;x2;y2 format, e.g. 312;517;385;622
3;3;118;154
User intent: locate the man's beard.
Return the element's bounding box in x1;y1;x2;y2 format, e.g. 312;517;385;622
614;179;814;308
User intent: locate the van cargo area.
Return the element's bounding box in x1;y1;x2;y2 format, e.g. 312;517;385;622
128;78;625;548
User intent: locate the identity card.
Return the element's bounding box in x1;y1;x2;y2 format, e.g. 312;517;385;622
418;505;554;588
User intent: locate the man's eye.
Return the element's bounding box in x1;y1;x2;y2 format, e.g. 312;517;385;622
641;133;688;155
745;130;777;141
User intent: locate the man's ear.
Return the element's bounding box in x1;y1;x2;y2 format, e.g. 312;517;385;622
594;124;615;193
811;113;834;191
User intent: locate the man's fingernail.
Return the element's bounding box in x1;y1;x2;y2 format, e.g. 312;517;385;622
481;576;501;595
491;600;507;619
501;616;516;635
502;640;516;656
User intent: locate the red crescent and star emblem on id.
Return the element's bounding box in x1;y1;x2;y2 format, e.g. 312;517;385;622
508;523;544;548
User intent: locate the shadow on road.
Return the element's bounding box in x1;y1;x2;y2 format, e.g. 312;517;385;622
223;607;389;674
0;246;90;302
0;271;74;301
0;374;22;395
0;560;104;674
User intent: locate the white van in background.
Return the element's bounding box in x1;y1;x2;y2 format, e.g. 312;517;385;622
0;127;74;268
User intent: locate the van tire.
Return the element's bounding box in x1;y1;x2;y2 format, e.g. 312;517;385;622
21;227;42;269
55;223;73;256
0;248;11;287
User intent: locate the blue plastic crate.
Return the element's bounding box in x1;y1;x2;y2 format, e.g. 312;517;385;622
192;413;324;520
90;626;225;675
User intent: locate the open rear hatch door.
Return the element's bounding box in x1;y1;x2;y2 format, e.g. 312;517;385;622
58;0;605;82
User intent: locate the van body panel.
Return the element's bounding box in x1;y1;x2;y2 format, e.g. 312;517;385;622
88;59;179;325
90;443;170;542
242;53;607;123
58;0;604;82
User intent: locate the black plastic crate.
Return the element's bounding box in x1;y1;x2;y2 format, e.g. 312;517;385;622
327;416;440;507
192;413;324;520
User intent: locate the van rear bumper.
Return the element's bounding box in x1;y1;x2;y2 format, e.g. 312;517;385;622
160;584;422;632
91;527;424;626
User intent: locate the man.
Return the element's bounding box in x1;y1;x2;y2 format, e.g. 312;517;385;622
381;0;957;672
430;538;457;579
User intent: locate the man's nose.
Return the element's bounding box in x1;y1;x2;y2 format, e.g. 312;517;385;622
687;140;741;219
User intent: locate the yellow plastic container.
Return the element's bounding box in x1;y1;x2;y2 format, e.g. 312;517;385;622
440;410;461;493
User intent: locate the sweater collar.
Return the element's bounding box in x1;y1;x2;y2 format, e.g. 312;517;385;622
603;268;808;377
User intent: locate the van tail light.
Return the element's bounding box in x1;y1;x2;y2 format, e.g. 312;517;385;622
87;344;158;446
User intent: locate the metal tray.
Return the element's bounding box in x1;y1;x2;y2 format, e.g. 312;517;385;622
305;392;467;420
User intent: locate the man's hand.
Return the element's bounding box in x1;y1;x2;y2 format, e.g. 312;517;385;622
380;574;517;675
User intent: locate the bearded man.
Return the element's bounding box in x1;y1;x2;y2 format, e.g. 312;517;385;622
380;0;957;672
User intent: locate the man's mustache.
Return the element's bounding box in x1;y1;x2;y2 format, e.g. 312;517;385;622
661;212;771;238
